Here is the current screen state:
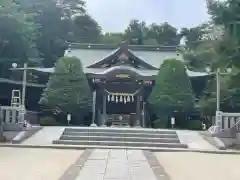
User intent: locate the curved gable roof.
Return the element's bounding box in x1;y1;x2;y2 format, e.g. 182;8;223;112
66;43;180;70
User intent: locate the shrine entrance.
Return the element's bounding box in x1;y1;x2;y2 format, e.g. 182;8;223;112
85;42;156;127
91;66;153;127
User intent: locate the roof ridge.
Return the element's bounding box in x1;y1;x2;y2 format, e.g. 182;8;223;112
67;42;179;51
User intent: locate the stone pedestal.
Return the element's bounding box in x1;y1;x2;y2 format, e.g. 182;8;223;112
236;133;240;145
90;123;97;127
0;135;6;142
135;119;141;128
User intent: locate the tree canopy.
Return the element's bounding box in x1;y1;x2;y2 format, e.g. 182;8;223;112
149;59;195;117
181;0;240;115
39;56;92;117
2;0;240;118
123;20;181;45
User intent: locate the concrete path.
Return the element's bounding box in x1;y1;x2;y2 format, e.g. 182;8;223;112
75;149;157;180
0;147;83;180
177;130;217;150
155;152;240;180
22;126;65;145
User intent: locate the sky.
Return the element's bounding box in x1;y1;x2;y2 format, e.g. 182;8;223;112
85;0;210;33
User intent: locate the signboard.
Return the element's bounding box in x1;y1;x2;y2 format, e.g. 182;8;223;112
171;117;175;129
67;114;71;124
116;74;130;78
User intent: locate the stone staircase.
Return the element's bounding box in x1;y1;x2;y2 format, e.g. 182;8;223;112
53;127;188;149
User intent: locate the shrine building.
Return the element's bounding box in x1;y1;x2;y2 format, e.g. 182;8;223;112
0;42;209;127
32;42;208;127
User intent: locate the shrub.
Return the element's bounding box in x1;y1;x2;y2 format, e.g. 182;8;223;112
149;59;194;117
154;119;169;129
39;57;92;119
39;116;59;126
188;120;202;130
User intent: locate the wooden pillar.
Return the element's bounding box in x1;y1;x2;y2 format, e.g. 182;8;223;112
135;95;141;127
102;93;107;125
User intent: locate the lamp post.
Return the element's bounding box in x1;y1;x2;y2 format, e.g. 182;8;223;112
205;67;232;130
12;62;27;124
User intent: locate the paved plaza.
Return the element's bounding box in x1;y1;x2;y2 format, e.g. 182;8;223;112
0;148;163;180
1;147;240;180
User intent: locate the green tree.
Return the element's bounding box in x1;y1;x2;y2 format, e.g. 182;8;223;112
0;0;37;59
33;0;69;68
0;0;38;78
39;57;92;121
72;14;102;43
101;33;124;44
197;74;231;116
143;38;158;45
124;19;148;45
148;22;180;46
195;0;240;112
207;0;240;68
182;40;218;71
180;26;206;49
149;59;195;117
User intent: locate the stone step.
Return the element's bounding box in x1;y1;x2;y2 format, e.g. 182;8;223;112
64;127;177;134
53;140;187;148
62;131;178;139
60;135;180;143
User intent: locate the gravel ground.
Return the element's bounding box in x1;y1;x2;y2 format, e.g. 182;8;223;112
0;147;83;180
155;152;240;180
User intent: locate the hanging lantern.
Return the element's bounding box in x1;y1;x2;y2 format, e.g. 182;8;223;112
124;96;127;104
111;95;115;101
120;96;123;102
132;95;134;102
127;96;130;102
108;95;110;102
116;96;118;103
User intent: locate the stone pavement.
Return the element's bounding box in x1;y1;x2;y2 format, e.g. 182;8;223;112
74;149;159;180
